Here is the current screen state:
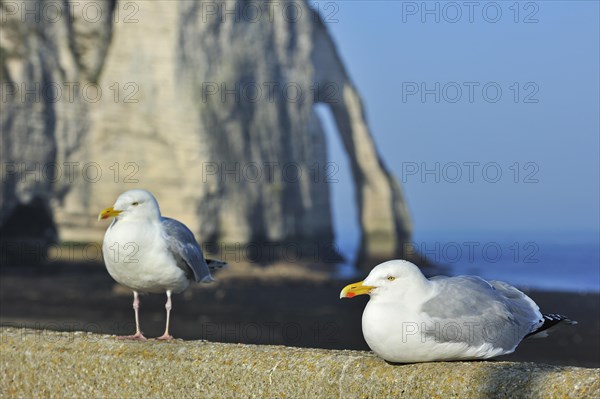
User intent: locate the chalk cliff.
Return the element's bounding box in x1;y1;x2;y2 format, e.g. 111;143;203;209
0;0;411;266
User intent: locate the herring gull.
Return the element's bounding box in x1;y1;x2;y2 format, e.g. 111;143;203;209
340;260;576;363
98;189;225;340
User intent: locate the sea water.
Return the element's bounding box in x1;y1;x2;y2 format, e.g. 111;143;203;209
335;230;600;293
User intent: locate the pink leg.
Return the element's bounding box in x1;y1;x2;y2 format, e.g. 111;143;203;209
156;290;174;340
118;291;147;340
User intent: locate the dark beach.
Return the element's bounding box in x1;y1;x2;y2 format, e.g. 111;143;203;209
1;260;597;368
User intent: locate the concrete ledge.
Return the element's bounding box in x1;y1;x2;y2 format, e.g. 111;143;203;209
1;328;598;398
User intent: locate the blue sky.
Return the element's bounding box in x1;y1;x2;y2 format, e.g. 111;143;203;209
311;1;600;241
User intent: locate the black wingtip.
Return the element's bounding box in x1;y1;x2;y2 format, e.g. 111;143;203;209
206;259;227;271
526;313;577;338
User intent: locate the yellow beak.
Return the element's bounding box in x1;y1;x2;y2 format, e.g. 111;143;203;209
98;207;122;221
339;280;375;299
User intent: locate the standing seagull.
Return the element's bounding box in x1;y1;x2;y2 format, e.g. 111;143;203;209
98;189;224;340
340;260;576;363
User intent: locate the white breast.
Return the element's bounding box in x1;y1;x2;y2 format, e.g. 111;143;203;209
361;299;507;363
102;219;189;294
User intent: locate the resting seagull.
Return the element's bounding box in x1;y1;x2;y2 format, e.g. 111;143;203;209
340;260;576;363
98;189;225;340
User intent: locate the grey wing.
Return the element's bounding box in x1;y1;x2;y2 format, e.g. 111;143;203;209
488;279;544;333
421;276;542;351
161;217;213;283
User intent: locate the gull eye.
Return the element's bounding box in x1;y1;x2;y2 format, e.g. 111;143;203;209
132;202;139;206
387;276;396;281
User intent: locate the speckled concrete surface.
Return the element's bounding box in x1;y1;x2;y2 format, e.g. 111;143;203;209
1;328;598;398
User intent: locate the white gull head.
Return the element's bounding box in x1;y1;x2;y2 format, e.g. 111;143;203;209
98;189;161;222
340;260;431;301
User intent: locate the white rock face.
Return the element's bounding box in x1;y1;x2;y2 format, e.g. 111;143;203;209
1;0;411;264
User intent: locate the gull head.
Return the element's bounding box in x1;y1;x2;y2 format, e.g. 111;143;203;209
98;189;161;222
340;260;428;299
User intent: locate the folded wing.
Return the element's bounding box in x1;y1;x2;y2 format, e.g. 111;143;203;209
161;217;214;283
